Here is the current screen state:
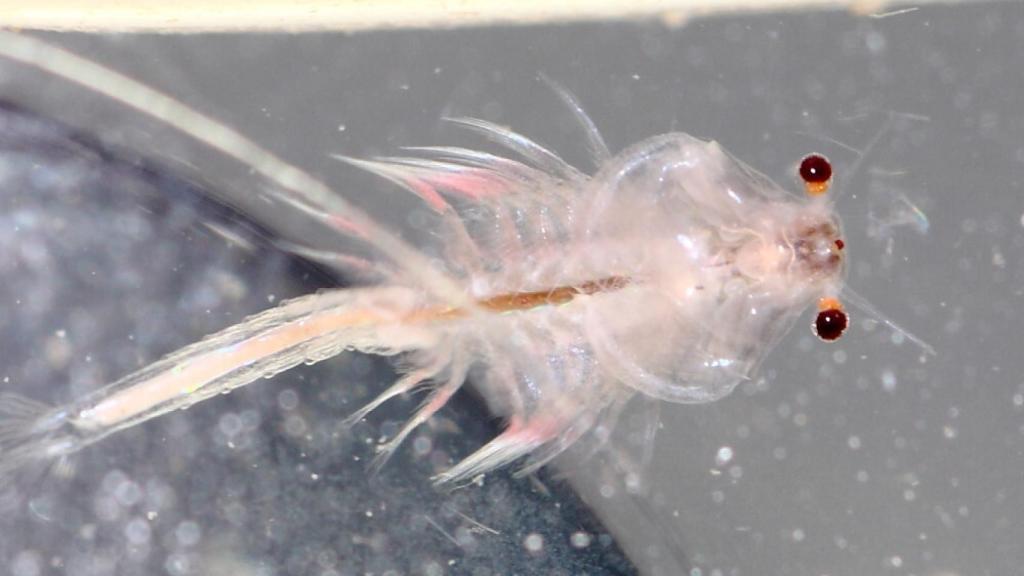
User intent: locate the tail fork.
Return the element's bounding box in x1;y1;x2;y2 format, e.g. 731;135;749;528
0;393;76;486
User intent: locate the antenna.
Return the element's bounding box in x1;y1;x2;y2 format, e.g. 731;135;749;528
840;285;937;356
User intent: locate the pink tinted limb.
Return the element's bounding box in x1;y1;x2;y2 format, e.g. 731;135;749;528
340;349;451;428
369;352;470;474
431;417;560;485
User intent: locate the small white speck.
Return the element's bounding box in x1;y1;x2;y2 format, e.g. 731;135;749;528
570;531;592;548
1015;393;1024;407
881;369;897;392
890;556;903;568
993;249;1006;268
847;436;862;450
523;533;544;553
792;528;805;542
337;124;347;132
715;446;734;466
943;425;958;439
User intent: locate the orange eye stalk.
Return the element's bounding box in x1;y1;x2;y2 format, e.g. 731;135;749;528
799;154;832;197
813;296;847;342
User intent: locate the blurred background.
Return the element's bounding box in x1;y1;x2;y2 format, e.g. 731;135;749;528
0;1;1021;574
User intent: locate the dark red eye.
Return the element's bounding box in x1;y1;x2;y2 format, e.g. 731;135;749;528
834;239;845;250
799;154;832;196
814;308;848;342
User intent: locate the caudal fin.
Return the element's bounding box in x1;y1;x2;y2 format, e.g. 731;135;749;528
0;393;72;486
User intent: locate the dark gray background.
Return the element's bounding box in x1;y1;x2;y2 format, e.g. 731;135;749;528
0;1;1021;574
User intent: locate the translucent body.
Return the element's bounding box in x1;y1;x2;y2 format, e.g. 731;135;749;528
0;33;847;484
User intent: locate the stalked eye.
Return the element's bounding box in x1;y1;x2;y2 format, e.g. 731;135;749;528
834;239;845;250
799;153;832;197
813;296;847;342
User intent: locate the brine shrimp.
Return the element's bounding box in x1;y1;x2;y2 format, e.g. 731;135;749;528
0;32;933;487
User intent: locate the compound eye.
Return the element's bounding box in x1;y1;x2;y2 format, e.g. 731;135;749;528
813;296;848;342
799;154;832;197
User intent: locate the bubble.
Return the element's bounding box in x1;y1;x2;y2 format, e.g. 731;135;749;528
175;521;201;547
218;412;243;437
847;436;862;450
277;389;299;411
125;517;152;545
93;494;121;522
11;550;42;576
284;414;308;436
792;528;805;542
412;435;433;457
